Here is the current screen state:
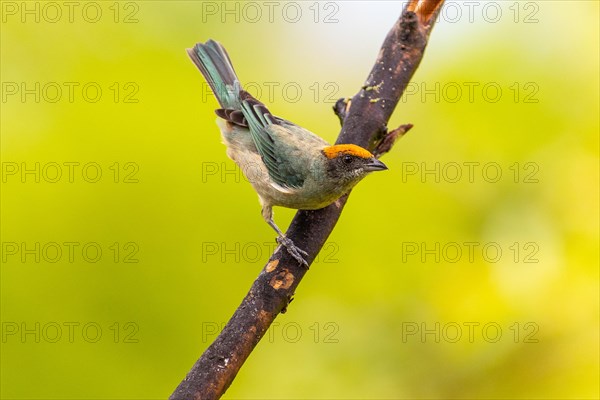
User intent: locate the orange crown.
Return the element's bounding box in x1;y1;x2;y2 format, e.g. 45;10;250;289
322;144;373;160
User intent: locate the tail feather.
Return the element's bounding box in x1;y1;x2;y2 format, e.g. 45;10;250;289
187;40;240;109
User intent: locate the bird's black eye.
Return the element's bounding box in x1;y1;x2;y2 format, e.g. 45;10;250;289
342;155;353;164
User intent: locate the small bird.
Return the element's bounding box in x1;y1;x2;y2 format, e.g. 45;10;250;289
187;40;388;266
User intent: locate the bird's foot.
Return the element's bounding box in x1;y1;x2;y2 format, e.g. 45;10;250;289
277;236;309;267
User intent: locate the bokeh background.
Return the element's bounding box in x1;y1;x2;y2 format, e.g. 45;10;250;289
1;1;598;399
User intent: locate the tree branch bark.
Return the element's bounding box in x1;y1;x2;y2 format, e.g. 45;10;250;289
170;1;445;398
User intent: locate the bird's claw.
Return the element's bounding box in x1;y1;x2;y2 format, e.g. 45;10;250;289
277;236;309;267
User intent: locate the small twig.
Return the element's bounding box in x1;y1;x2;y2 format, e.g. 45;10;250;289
373;124;413;158
335;98;412;158
170;2;445;399
333;97;351;125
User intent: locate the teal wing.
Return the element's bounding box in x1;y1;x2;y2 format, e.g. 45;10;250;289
187;40;328;188
240;97;318;189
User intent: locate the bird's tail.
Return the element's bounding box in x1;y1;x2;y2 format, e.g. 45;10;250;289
187;40;241;109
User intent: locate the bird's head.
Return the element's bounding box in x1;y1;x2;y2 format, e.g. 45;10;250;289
321;144;388;188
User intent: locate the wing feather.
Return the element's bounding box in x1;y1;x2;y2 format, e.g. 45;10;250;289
239;98;305;189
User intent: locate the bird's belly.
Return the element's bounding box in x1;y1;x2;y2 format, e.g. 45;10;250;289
220;125;342;211
273;189;340;210
261;179;344;210
228;149;341;210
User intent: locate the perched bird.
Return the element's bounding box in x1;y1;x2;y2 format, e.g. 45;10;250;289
187;40;388;266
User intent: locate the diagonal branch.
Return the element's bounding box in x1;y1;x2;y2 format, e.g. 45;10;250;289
170;1;445;399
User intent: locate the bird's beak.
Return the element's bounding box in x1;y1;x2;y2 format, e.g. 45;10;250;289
365;158;388;172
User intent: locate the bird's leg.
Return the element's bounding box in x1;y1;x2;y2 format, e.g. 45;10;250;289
270;220;309;267
262;205;308;267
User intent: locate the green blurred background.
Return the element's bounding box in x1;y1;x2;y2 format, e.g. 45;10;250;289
1;1;598;399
